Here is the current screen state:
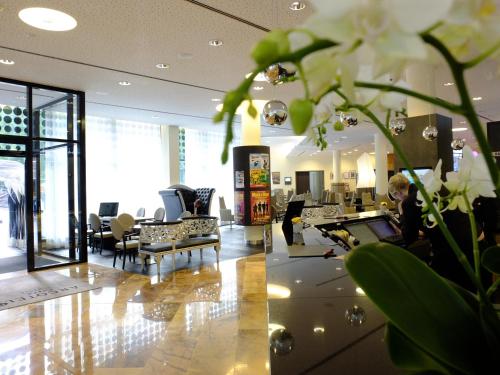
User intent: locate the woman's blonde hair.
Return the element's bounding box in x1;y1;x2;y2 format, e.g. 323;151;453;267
388;173;410;195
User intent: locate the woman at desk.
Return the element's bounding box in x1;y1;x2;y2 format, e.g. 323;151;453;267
388;173;423;246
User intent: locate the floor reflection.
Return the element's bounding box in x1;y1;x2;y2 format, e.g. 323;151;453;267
0;253;268;374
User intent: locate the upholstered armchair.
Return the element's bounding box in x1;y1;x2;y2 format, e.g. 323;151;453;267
159;185;215;221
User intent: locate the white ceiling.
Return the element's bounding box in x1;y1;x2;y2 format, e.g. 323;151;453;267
0;0;498;154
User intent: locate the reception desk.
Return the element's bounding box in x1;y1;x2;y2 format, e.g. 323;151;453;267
266;211;398;374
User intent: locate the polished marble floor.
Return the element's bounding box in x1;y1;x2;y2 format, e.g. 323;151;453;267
0;252;269;374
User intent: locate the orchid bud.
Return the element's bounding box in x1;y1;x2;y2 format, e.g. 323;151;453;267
290;99;313;135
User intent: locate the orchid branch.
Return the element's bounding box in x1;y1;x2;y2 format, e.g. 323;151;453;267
463;193;481;290
463;40;500;69
487;279;500;299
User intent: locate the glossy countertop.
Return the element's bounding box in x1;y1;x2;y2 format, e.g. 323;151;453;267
266;216;398;374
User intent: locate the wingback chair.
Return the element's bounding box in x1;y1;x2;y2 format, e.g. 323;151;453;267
159;185;215;221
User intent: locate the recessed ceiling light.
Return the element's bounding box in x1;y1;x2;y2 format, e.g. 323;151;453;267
343;153;347;156
0;59;15;65
348;151;352;154
155;63;170;69
472;96;482;101
152;115;160;119
459;120;466;124
354;149;358;152
340;136;348;139
118;81;131;86
211;98;221;102
246;72;267;82
313;327;325;333
289;1;307;11
452;127;467;132
18;7;77;31
208;39;223;47
253;86;264;91
443;82;454;86
334;140;340;143
95;91;108;96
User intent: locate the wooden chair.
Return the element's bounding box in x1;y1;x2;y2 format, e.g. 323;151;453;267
88;213;113;254
110;218;139;269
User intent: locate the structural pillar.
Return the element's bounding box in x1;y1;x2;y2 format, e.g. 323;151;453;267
332;149;341;184
240;101;264;245
406;63;436;117
374;133;388;196
160;125;180;185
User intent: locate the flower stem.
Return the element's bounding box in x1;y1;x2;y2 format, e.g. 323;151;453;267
463;193;481;288
422;34;499;192
463;40;500;69
487;278;500;299
353;81;463;114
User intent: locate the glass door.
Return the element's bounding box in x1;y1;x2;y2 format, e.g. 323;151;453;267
0;77;86;273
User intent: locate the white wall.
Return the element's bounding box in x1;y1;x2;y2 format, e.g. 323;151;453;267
269;142;362;194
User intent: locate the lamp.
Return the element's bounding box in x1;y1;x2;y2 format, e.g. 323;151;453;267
356;153;376;189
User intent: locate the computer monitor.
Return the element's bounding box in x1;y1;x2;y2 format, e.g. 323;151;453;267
98;202;119;217
367;219;398;239
399;167;432;184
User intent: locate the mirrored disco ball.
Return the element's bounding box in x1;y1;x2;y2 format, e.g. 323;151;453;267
262;100;288;125
389;118;406;136
422;125;438;141
345;305;366;327
451;138;466;150
264;63;295;85
269;328;295;355
340;112;358;127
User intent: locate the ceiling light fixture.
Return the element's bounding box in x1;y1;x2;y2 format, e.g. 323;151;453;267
452;127;467;132
0;59;15;65
211;98;221;102
118;81;131;86
95;91;108;96
152;115;160;119
155;63;170;69
208;39;223;47
443;82;454;86
472;96;482;101
253;86;264;91
289;1;306;11
354;149;358;152
18;7;77;31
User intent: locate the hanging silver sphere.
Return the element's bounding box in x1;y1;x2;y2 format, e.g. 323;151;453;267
345;305;367;327
269;328;295;355
451;138;466;150
264;63;295;85
262;100;288;126
340;112;358;127
422;125;438;141
389;118;406;136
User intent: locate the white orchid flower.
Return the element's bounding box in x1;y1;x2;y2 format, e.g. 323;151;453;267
417;159;443;208
443;146;496;211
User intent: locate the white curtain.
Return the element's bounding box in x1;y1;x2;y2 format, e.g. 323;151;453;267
184;129;238;217
86;117;164;218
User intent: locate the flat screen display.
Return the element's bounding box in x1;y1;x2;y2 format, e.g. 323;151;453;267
400;168;432;184
98;202;119;217
367;219;397;239
344;222;379;245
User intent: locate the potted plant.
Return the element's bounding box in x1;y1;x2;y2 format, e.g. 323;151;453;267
214;1;500;373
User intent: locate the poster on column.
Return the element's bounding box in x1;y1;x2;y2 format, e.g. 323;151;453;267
234;191;245;225
250;191;271;225
249;153;270;188
235;170;245;188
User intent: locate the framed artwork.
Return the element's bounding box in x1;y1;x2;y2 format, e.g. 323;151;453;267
342;171;350;179
272;171;280;184
235;170;244;188
284;176;292;185
349;170;358;179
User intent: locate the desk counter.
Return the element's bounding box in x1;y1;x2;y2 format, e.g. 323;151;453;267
266;213;398;374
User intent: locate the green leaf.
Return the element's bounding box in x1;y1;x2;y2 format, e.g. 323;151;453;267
289;99;313;135
385;322;459;374
345;242;491;374
481;245;500;274
247;102;257;118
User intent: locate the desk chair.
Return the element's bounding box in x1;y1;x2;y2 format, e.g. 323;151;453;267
153;207;165;222
136;207;145;217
